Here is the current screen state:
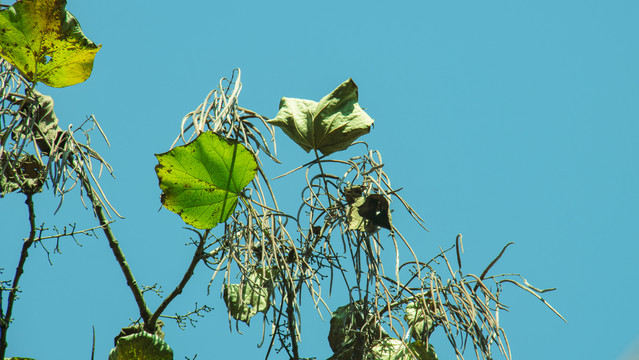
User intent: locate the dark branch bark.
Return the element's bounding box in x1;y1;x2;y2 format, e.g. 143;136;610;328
286;282;299;360
80;174;152;325
0;193;37;358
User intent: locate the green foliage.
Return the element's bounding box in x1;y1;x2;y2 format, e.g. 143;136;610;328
404;299;436;342
0;5;564;353
223;267;276;324
370;339;437;360
327;301;389;360
108;331;173;360
327;301;438;360
268;78;374;156
0;0;101;87
406;341;437;360
155;131;258;229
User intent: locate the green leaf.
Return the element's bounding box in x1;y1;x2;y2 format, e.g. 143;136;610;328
108;332;173;360
155;131;258;230
223;268;275;324
370;339;437;360
0;0;101;87
407;341;438;360
268;78;374;156
5;357;37;360
404;300;436;342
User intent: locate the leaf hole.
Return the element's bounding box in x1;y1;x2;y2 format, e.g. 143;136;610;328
44;55;53;64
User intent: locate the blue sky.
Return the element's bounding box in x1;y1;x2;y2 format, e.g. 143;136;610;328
1;0;638;359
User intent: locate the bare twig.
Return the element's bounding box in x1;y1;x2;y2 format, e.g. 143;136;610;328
30;222;113;243
160;302;213;329
500;279;566;323
147;230;209;333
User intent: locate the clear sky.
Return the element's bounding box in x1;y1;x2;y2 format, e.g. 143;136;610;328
1;0;638;359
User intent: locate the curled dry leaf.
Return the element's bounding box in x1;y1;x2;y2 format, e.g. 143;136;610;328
269;78;374;156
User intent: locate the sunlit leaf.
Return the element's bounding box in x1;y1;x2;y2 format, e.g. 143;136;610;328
108;332;173;360
0;0;101;87
155;132;258;230
223;267;276;324
268;78;374;156
407;341;438;360
370;338;437;360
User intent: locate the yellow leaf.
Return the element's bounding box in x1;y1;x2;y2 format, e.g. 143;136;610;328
0;0;101;87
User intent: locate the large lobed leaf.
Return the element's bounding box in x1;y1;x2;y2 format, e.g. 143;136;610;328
108;332;173;360
155;132;258;230
0;0;101;87
268;78;374;156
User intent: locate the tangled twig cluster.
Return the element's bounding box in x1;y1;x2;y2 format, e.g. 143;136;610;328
0;59;118;217
1;63;563;359
171;70;564;360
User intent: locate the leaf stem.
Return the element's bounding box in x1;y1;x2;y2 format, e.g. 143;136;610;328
0;193;37;359
313;149;333;209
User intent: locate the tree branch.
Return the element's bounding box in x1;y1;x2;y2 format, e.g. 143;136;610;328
286;282;299;360
146;230;208;333
79;174;152;325
0;193;37;359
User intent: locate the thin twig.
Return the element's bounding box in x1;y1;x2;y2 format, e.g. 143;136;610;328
29;222;114;242
147;230;209;333
500;279;567;323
